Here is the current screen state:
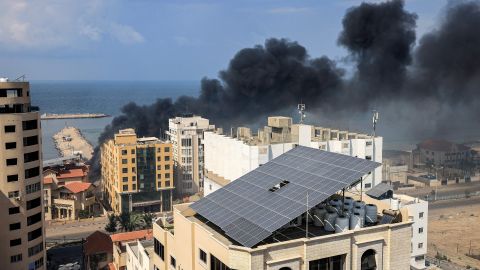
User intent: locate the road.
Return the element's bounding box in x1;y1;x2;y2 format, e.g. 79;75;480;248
429;196;480;210
46;216;108;242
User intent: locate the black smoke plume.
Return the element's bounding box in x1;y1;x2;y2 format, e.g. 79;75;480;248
90;0;480;177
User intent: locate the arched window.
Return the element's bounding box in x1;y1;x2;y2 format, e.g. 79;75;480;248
361;249;376;270
279;267;292;270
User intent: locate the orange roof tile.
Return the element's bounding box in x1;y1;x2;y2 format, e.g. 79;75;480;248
110;229;153;243
64;182;92;193
57;168;87;179
43;177;54;184
84;231;113;256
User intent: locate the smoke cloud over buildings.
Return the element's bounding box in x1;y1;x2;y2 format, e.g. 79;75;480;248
91;0;480;174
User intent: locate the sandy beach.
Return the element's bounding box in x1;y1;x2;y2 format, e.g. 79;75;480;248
53;126;94;160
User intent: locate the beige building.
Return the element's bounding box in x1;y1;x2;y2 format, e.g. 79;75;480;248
0;79;46;269
102;128;174;213
167;115;215;195
152;147;414;270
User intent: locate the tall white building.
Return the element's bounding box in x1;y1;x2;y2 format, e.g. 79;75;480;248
167;115;215;195
204;116;382;196
126;239;155;270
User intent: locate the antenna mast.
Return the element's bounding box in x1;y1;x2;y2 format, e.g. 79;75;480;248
298;103;306;124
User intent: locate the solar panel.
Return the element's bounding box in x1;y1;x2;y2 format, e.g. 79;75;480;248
191;146;381;247
380;214;396;224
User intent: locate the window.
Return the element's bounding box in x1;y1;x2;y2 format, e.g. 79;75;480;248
157;156;161;162
22;120;38;131
11;254;22;263
122;177;128;182
9;206;20;215
210;254;231;270
131;158;135;163
165;181;171;187
122;168;128;173
32;257;44;269
122;159;128;164
123;185;128;191
157;174;162;179
131;149;135;154
27;212;42;226
419;212;424;218
7;174;19;182
157;147;162;153
8;190;20;198
418;243;423;249
132;176;136;181
26;182;41;194
6;158;17;166
132;167;136;173
24;151;39;163
366;141;372;146
360;250;376;270
4;125;16;133
154;238;164;260
132;184;136;190
418;227;424;234
309;255;344;270
365;155;372;160
165;164;170;170
28;242;44;256
122;149;127;155
28;227;43;241
181;138;192;146
23;135;38;146
26;197;41;210
415;255;424;261
10;222;21;231
165;173;170;179
6;142;16;149
10;238;22;246
364;183;372;189
165;147;170;152
165;156;170;161
25;167;40;178
170;256;176;268
199;249;207;264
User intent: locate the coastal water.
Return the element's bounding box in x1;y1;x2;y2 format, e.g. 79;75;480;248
32;80;199;160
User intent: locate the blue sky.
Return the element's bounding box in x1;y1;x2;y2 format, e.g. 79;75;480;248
0;0;447;81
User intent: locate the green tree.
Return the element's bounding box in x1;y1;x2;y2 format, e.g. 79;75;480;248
105;214;118;233
127;213;142;231
118;212;131;232
142;212;156;229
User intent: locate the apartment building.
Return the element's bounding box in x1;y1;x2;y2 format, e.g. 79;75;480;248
102;128;174;214
152;147;414;270
167;115;215;195
0;79;46;269
366;184;428;269
126;239;155;270
204;116;382;196
414;139;473;168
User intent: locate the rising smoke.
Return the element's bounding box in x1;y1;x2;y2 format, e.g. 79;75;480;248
90;0;480;176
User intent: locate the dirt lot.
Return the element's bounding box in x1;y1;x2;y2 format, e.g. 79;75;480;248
428;198;480;269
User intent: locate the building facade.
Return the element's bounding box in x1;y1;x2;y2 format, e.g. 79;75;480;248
0;80;46;269
204;116;382;196
167;115;214;195
102;128;174;214
126;239;155;270
414;139;473;168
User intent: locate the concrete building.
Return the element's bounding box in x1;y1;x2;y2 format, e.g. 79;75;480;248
43;157;100;220
414;139;473;168
111;229;154;270
0;79;46;269
101;128;174;214
126;239;155;270
167;115;215;195
204;116;382;196
366;184;428;269
84;231;113;270
152;148;414;270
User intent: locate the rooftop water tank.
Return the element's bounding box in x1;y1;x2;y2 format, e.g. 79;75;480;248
324;211;338;232
343;201;354;213
354;200;366;209
313;207;327;227
350;213;362;230
390;198;401;211
344;196;354;205
365;204;378;224
353;206;366;226
335;215;349;233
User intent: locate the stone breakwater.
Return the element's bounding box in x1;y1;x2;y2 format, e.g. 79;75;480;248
53;126;94;160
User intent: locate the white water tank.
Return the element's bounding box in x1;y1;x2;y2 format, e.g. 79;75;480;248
330;198;342;207
335;215;350;233
342;209;351;219
365;204;378;224
313;207;327;227
350;213;362;230
390;198;401;210
353;206;366;226
344;196;354;205
354;200;366;209
324;211;338;232
343;201;354;213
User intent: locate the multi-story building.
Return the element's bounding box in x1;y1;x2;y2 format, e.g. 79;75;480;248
204;116;382;196
167;115;215;195
152;147;415;270
413;139;473;168
102;128;174;214
0;79;46;269
126;239;155;270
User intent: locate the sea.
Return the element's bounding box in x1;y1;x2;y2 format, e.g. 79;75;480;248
32;80;200;160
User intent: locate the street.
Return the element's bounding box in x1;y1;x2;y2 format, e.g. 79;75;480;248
46;216;108;242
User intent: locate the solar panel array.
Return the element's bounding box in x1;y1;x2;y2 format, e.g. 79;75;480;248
191;146;381;248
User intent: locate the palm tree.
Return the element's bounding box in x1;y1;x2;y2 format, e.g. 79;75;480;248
127;213;143;231
118;212;131;232
105;214;118;233
142;212;156;229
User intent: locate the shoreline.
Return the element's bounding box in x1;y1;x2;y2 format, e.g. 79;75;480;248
53;126;94;161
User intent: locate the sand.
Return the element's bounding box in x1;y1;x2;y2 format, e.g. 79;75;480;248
428;199;480;268
53;126;94;160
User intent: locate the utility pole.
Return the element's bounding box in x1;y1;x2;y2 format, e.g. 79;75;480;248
306;191;309;239
371;110;379;187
